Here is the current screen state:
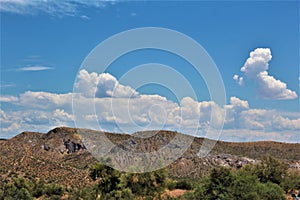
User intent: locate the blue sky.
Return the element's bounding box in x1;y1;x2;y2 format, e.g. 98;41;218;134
0;1;299;142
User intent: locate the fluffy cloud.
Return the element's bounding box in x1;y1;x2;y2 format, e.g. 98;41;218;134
233;74;244;86
256;71;298;100
75;69;138;98
235;48;297;100
241;48;272;78
228;96;249;110
1;70;299;142
96;73;139;98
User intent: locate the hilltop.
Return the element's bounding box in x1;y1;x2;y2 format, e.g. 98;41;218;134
0;127;299;188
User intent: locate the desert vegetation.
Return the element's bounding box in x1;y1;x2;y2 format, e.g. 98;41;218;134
0;156;299;200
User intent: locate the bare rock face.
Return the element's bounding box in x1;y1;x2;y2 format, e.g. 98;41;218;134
0;127;299;188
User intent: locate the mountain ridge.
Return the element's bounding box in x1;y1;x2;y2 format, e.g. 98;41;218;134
0;127;299;188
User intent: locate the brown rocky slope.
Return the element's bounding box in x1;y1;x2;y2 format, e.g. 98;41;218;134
0;127;299;188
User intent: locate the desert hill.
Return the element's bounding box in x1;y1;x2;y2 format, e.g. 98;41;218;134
0;127;299;189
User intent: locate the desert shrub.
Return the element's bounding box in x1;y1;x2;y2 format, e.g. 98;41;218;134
44;183;64;196
32;179;45;197
194;167;234;200
90;161;121;196
175;179;193;190
166;179;177;190
90;159;168;199
68;186;97;200
101;188;134;200
255;156;288;184
257;182;285;200
280;170;300;193
231;170;261;200
190;164;286;200
2;178;33;200
119;168;168;198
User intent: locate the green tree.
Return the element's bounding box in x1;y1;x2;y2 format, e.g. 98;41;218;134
231;170;260;200
255;156;288;184
194;167;234;200
89;159;121;197
191;164;287;200
119;168;168;198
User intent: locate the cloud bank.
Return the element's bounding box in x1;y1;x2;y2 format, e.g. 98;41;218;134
234;48;297;100
1;70;299;142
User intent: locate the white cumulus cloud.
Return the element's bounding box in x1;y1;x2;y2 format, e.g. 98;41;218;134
1;70;299;142
257;71;298;100
235;48;297;100
75;69;139;98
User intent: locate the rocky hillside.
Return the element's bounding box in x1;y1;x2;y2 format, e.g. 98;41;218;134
0;127;299;188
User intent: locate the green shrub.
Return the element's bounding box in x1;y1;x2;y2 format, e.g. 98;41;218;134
280;170;300;193
102;188;135;200
255;156;288;184
90;161;121;196
166;180;177;190
191;164;286;200
175;180;193;190
119;168;168;197
44;183;64;196
32;179;45;197
68;186;97;200
194;167;234;200
2;178;33;200
257;182;285;200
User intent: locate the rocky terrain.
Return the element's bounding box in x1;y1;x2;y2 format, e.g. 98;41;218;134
0;127;299;188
